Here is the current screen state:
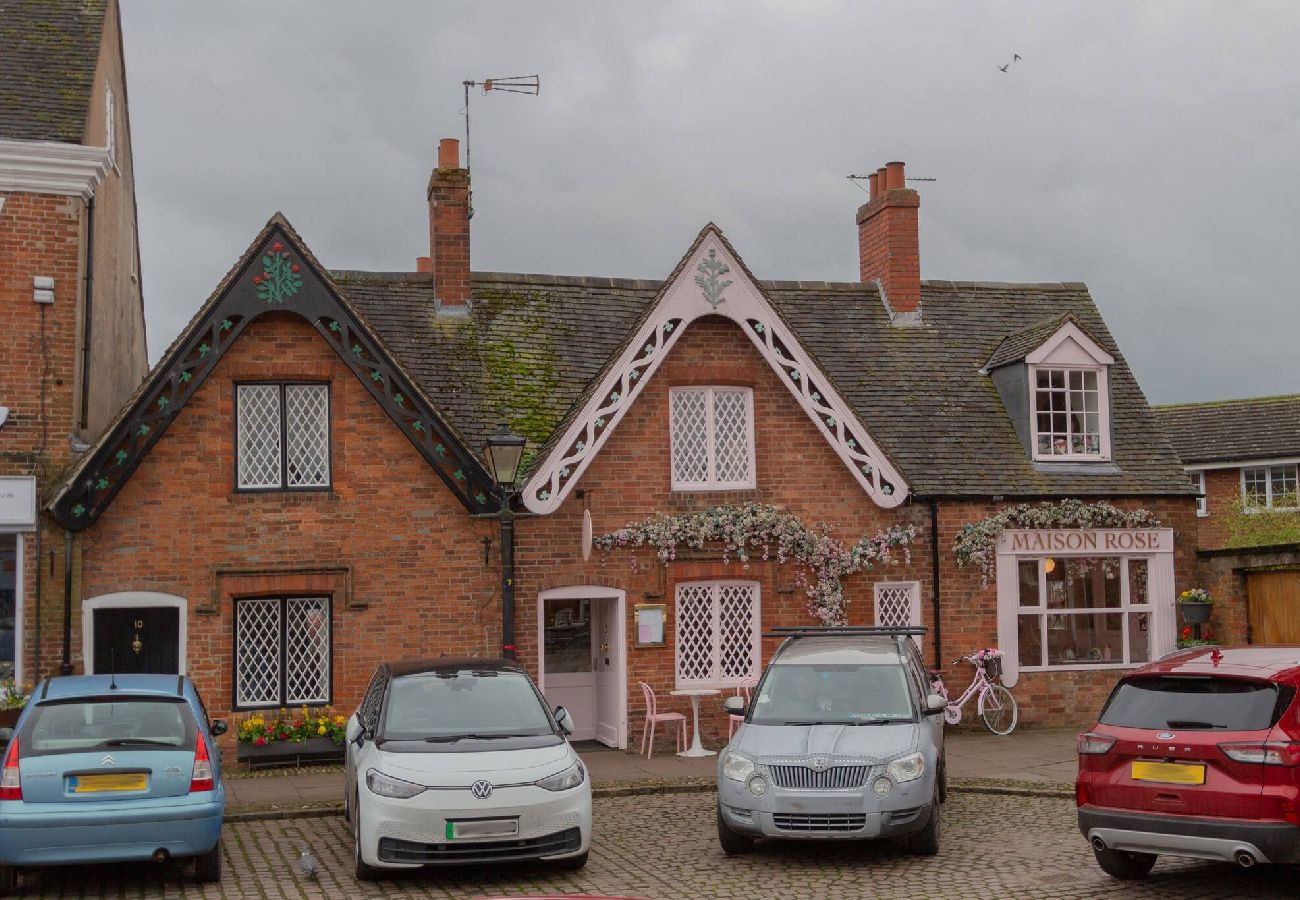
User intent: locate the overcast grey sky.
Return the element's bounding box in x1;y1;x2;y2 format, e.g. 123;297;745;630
119;1;1299;404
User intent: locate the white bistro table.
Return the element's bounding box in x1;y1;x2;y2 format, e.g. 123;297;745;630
669;688;721;758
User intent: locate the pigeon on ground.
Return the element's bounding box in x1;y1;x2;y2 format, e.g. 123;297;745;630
298;846;319;880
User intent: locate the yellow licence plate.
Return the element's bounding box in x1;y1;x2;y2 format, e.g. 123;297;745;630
69;772;148;793
1131;761;1205;785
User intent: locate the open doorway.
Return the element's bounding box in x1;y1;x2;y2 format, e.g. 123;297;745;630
537;587;625;749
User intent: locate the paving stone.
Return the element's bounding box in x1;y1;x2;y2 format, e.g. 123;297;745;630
9;792;1295;898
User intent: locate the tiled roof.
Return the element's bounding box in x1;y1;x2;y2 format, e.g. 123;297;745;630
0;0;107;142
1153;395;1300;466
336;272;1193;498
982;311;1088;371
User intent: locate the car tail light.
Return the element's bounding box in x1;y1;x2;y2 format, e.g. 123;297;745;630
1077;732;1116;755
189;733;214;793
0;737;21;801
1219;741;1300;766
1075;780;1090;807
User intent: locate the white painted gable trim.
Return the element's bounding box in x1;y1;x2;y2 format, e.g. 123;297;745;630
0;139;110;199
520;228;909;514
1025;321;1114;366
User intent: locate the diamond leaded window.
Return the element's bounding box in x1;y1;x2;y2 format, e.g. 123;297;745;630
675;581;760;688
669;387;755;490
236;383;330;490
234;596;332;709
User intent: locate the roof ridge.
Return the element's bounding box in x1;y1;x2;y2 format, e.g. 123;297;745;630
1153;393;1300;410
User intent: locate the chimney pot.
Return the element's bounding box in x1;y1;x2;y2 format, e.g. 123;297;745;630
438;138;461;170
857;159;921;319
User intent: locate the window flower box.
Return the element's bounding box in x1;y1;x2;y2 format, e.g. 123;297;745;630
235;736;342;768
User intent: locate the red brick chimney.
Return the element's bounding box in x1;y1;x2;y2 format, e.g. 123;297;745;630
856;160;921;320
425;137;471;313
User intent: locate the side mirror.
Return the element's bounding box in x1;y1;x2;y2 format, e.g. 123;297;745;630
209;719;228;737
723;695;746;716
553;705;575;736
924;693;948;717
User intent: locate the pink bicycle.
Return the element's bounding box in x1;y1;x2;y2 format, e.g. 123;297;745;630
930;648;1018;736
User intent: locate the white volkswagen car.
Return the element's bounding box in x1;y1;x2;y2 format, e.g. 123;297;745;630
344;658;591;879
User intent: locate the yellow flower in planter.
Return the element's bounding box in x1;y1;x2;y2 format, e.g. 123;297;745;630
317;724;327;736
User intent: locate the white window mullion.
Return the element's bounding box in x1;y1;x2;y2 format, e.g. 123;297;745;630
709;584;722;683
705;390;718;484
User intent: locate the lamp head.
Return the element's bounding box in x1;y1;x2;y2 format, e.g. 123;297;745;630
483;423;526;488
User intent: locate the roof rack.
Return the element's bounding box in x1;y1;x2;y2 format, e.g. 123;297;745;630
765;626;927;638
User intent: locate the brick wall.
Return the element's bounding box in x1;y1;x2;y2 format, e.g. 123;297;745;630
73;313;496;744
1196;466;1238;549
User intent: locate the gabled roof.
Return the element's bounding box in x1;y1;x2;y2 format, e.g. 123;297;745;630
511;224;910;513
1153;394;1300;467
983;312;1112;371
333;265;1192;499
0;0;108;142
49;214;497;529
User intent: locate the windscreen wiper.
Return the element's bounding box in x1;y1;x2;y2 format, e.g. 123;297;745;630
102;738;177;747
847;718;909;725
1165;720;1225;729
423;733;538;742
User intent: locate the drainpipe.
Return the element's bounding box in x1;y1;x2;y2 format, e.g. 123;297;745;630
78;198;95;432
60;530;73;675
929;499;942;670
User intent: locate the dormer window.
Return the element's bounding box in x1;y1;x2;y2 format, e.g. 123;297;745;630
1033;367;1104;458
1023;319;1115;462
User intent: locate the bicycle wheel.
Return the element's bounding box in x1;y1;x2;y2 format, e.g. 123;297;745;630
978;684;1018;735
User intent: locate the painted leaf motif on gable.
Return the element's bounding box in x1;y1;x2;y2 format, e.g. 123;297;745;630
253;241;303;304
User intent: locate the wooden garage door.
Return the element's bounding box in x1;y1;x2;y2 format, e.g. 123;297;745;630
1247;571;1300;644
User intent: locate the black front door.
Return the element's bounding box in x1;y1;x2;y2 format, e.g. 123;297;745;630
92;607;180;675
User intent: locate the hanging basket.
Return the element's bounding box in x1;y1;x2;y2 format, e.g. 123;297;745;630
1178;602;1213;625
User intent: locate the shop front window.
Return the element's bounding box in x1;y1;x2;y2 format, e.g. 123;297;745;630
1016;556;1151;669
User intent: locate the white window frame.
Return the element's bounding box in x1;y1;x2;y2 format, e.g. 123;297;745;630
674;580;761;689
669;386;756;491
874;580;922;646
1193;471;1207;517
233;595;332;710
235;382;331;491
0;533;22;684
1241;464;1299;511
1028;365;1111;461
1014;557;1151;673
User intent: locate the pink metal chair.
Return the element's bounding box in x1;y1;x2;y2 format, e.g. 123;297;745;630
637;682;687;758
727;684;752;739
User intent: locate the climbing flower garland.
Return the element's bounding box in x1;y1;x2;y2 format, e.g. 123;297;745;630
593;502;916;626
953;498;1162;586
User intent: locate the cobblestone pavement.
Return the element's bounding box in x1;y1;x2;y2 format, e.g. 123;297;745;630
9;791;1298;899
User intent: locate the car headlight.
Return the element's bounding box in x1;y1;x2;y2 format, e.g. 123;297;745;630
722;751;756;783
535;760;585;792
366;768;426;799
886;752;925;784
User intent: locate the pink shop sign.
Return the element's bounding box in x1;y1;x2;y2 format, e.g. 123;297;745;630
996;528;1173;555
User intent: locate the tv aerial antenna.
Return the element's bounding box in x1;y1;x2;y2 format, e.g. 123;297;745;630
846;173;936;194
460;74;540;179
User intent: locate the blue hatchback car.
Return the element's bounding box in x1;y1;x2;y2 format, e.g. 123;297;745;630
0;674;227;893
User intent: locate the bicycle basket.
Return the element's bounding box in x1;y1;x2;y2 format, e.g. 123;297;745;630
983;655;1004;679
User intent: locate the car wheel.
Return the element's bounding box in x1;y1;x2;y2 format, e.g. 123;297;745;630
0;863;18;896
907;792;940;856
1093;846;1156;880
193;838;222;883
716;805;754;855
555;849;589;870
353;792;381;882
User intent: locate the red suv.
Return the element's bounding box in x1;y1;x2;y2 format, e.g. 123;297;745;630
1076;646;1300;879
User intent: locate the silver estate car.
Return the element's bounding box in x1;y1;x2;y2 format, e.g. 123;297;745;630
716;627;946;855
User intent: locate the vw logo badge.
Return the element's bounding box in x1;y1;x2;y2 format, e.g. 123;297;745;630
470;780;494;799
1156;732;1175;740
100;754;117;767
810;757;829;772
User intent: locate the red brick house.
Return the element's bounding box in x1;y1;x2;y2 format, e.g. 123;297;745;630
45;141;1197;746
1155;395;1300;646
0;0;148;685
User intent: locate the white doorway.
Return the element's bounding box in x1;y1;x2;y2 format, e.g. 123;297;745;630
537;587;626;749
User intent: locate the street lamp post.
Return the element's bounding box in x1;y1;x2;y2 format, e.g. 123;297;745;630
483;424;526;660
